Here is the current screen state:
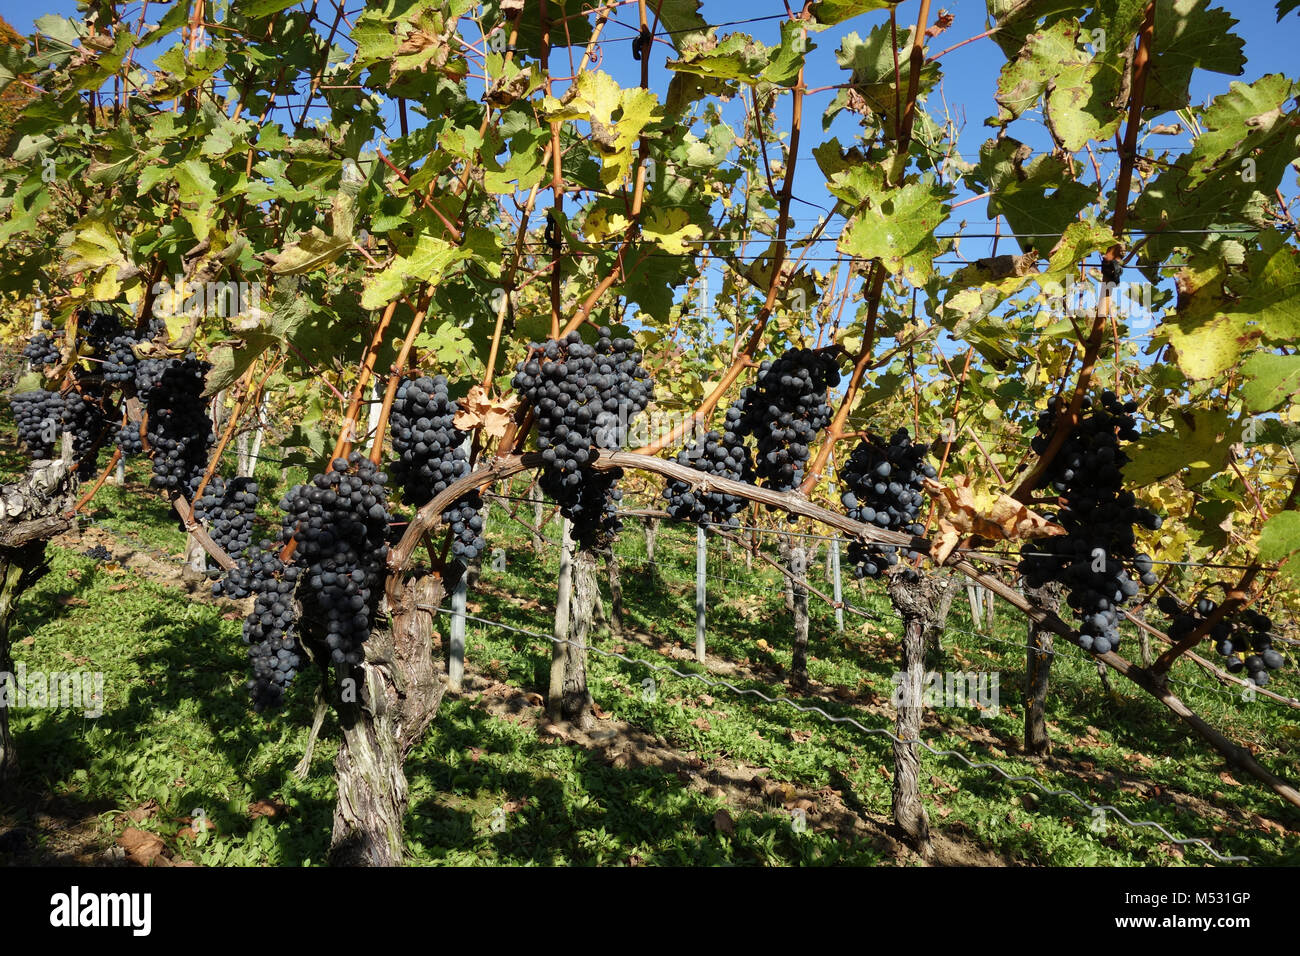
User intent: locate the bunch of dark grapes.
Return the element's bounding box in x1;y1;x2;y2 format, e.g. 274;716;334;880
512;328;653;546
61;391;108;478
737;348;840;492
23;330;60;367
227;544;303;712
10;389;64;458
104;318;166;387
142;356;213;491
103;334;140;386
281;452;391;666
83;544;112;561
663;397;753;528
1157;596;1285;686
134;357;169;393
192;475;259;560
839;428;935;578
78;307;124;356
389;375;485;564
114;419;145;457
1019;392;1162;655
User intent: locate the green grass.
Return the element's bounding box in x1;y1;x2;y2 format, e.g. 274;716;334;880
2;434;1298;866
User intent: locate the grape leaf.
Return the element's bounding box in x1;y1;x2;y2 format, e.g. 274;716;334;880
833;23;938;135
269;228;350;275
810;0;899;26
1164;234;1300;379
642;207;703;256
666;33;772;86
1241;354;1300;413
1144;0;1246;112
838;172;951;282
1258;511;1300;563
1123;408;1239;486
968;139;1094;257
1131;74;1300;269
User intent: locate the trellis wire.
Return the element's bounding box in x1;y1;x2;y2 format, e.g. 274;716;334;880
433;605;1248;864
493;516;1300;710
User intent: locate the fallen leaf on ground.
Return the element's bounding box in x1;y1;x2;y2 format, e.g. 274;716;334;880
712;809;735;836
118;828;165;867
248;800;285;820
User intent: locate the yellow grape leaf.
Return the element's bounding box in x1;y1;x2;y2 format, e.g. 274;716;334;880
582;206;629;243
642;207;702;255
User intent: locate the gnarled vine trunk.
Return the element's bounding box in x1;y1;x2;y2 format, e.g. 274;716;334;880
0;460;77;781
329;573;446;866
602;545;623;636
885;568;947;858
1024;581;1063;757
547;520;598;728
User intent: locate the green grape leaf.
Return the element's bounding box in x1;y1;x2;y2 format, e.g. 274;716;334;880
1258;511;1300;563
968;139;1095;257
666;33;772;85
833;23;938;135
360;234;471;310
1240;353;1300;413
1123;408;1239;486
1144;0;1246;112
837;171;951;283
173;158;218;241
810;0;899;26
1164;234;1300;378
654;0;711;51
1132;74;1300;269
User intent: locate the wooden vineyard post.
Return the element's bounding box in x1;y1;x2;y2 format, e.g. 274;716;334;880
831;537;844;633
790;544;810;691
695;524;707;663
448;574;467;692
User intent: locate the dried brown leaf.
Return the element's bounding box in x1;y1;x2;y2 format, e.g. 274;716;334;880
452;384;519;439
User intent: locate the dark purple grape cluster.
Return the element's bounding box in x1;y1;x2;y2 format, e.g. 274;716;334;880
83;544;112;561
1158;596;1285;686
1020;392;1162;655
389;375;485;564
839;428;935;578
193;475;259;560
78;307;124;355
737;348;840;491
142;356;214;491
61;391;108;478
281;452;391;666
10;389;64;459
115;419;144;457
512;328;653;546
23;330;60;367
664;397;753;528
103;319;166;387
134;357;169;393
231;544;303;712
